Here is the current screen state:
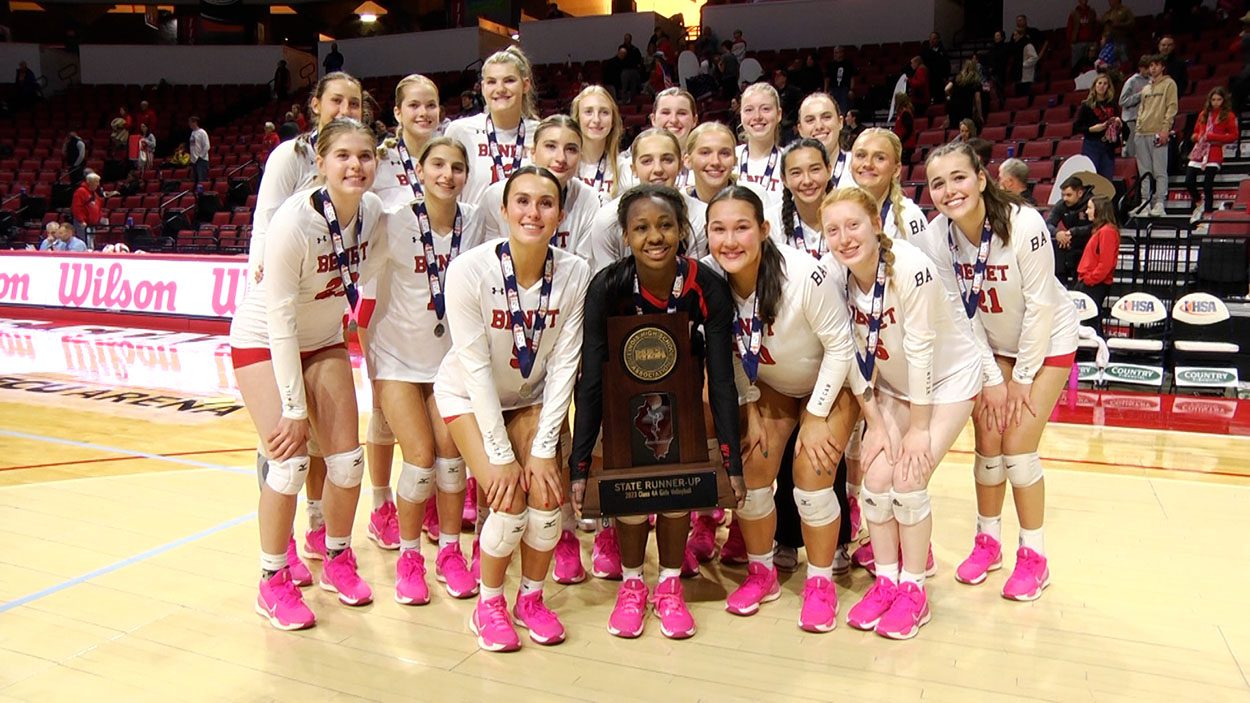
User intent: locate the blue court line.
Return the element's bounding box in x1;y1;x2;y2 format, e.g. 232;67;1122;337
0;428;253;476
0;511;257;613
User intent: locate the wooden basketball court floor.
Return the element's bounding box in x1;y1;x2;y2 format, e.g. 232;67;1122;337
1;319;1249;702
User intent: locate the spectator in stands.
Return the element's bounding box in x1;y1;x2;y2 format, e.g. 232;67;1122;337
985;30;1010;105
1185;86;1239;230
1011;14;1048;78
137;123;155;175
1232;12;1250;112
998;158;1035;203
1068;0;1101;68
273;60;290;101
1073;43;1100;77
292;103;308;132
1102;0;1135;63
1046;175;1094;286
717;41;740;98
63;130;86;185
1012;28;1040;95
37;222;87;252
1077;195;1120;335
323;42;344;74
168;143;191;167
604;46;628;102
108;117;129;160
893;92;917;163
967;137;993;168
71;171;103;244
188;115;210;185
278;112;300;141
921;32;949;104
459;90;481;117
1157;35;1188;97
789;55;823;96
957;118;978;143
1119;55;1151;157
1075;73;1122;179
261;121;280;164
731;30;747;61
14;61;39;106
945;60;983;130
136;100;157;136
823;45;857;114
1129;55;1178;218
117;106;133;131
619;33;644;103
773;69;802;140
840;109;864;151
907;56;931;110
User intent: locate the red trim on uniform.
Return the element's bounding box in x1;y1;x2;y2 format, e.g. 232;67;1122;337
443;414;464;425
230;342;347;370
356;297;378;329
1044;351;1077;368
685;258;709;318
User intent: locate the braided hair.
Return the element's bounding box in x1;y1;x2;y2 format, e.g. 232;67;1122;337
780;138;833;251
852;128;909;240
821;186;895;280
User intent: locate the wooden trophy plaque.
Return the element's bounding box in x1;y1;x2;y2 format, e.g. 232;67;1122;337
581;312;735;518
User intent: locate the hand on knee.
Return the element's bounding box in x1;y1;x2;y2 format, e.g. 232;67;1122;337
521;506;562;552
737;486;775;521
793;486;840;527
265;455;309;495
325;447;365;488
1003;452;1043;488
480;508;528;558
890;488;932;526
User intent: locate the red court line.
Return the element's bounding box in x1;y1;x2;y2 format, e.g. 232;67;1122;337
945;448;1249;480
0;447;254;473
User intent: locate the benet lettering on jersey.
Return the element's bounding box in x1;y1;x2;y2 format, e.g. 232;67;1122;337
490;308;562;329
957;263;1009;282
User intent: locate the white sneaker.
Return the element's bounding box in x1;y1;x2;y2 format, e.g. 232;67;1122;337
1190;206;1204;224
1149;203;1166;218
1130;202;1151;217
1194;223;1210;234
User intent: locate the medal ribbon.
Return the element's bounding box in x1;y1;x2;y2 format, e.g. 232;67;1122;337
947;218;994;319
789;213;823;259
832;149;848;183
847;253;888;383
485;115;525;184
739;146;780;183
314;188;362;312
498;241;554;379
394;139;425;199
734;291;764;382
633;257;687;315
414;201;462;320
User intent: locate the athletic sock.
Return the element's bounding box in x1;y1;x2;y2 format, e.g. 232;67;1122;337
1019;527;1046;555
875;560;900;583
900;568;925;587
372;486;393;510
747;551;774;571
326;534;350;559
976;514;1003;542
438;533;459;551
658;567;682;583
622;565;644;583
400;537;421;553
479;582;504;601
519;576;544;596
260;550;287;577
846;481;860;498
306;499;324;529
807;563;834;581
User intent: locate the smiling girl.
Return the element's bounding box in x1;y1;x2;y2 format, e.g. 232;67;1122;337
796;93;855;190
735;83;785;207
571;86;628;204
850;128;928;242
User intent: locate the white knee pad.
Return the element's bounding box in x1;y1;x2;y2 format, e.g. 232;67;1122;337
325;446;365;488
480;508;528;558
737;486;776;521
1004;452;1044;488
660;510;689;520
974;452;1005;486
859;486;894;524
366;411;395;445
891;489;932;526
397;461;435;503
793;486;841;528
616;514;648;526
522;507;562;552
434;456;467;493
264;455;309;495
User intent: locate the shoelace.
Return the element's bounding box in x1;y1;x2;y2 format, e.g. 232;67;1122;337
651;587;683;616
866;579;896;607
619;585;648;615
972;535;998;559
802;579;832;605
522;593;556;620
276;576;305;608
400;552;424;577
481;598;512;628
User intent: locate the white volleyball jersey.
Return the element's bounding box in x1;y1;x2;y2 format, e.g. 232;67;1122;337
434;243;590;465
830;149;856;190
576;152;631;205
916;205;1079;384
248;137;319;274
831;240;983;405
735;145;785;208
587;190;707;273
764;203;826;259
471;177;599;256
443;113;537;203
230;189;386;420
367;202;483;383
882;195;930;242
702;245;853;416
372;143;424;213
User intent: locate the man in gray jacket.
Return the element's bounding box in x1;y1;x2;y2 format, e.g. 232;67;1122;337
1118;55;1150;158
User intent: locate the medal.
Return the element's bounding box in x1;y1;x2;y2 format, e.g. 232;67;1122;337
633;257;686;315
734;290;764;382
313;188;363;312
434;323;445;338
498;240;555;380
518;382;534;400
946;218;994;319
846;252;888;384
414;200;462;323
394;138;425;200
485;115;526;184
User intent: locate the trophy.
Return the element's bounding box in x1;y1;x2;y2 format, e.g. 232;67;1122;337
581;312;736;518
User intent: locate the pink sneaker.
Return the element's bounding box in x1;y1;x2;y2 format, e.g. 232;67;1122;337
256;568;316;630
471;595;520;652
875;581;930;640
435;542;478;598
1001;547;1050;601
652;577;696;639
592;527;622;580
286;537;312;587
423;500;440;543
367;500;400;550
680;546;700;578
607;579;648;638
512;590;566;645
848;494;863;540
955;533;1003;585
303;523;327;561
798;576;838;633
553;530;587;585
851;541;874;572
687;514;719;562
846;576;897;631
724;562;781;616
470;538;481;582
319;548;373;606
719;520;748;566
462;478;478;529
394;549;430;605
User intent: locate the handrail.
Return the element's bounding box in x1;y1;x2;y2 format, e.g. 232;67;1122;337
299;62;316;86
160;188;192;211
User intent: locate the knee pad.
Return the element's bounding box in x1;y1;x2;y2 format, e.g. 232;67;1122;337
616;513;648;526
891;489;932;526
974;452;1005;486
793;486;841;528
325;446;365;488
522;507;562;552
660;510;689;520
397;461;435;503
480;508;528;558
434;456;467;493
737;486;776;521
366;411;395;445
255;448;269;490
859;485;894;524
264;455;310;496
1004;452;1044;488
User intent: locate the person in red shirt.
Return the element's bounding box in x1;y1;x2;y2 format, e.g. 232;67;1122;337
893;92;917;163
71;171;104;246
1185;86;1239;228
136;100;157;135
1067;0;1101;68
260;121;280;163
1077;195;1119;337
907;56;930;110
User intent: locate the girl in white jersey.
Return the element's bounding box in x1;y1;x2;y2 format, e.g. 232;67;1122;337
918;141;1078;602
850;128;928;242
619;87;699;191
471;115;599;259
436;167;590;653
796;93;855;189
707;186;858;633
444;46;539;203
770;138;835;258
571;86;627;204
230;118;385;631
368;137;484;605
736;83;785;207
823;186;981;640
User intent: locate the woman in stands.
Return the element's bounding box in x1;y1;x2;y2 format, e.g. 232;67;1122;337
1076;195;1119;337
736;83;785;207
797;93;856;190
707;186;857;633
917;141;1079;602
1074;73;1122;180
571;86;627;204
445;46;540;203
231;118;385;630
822;186;981;640
1185;86;1239;230
570;184;746;639
368;136;483;605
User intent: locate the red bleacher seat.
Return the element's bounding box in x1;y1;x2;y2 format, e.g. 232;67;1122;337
1055;139;1083;158
981;126;1008;142
1013;124;1040;141
1021;141;1054;159
211;211;230;227
1033;183;1053;206
1043;122;1074;139
1027;161;1056;181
